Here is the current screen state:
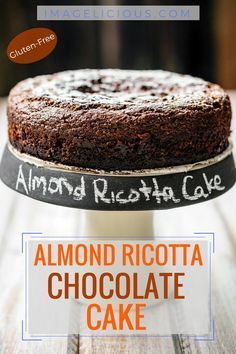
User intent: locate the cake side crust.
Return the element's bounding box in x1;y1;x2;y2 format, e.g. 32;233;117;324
7;69;232;170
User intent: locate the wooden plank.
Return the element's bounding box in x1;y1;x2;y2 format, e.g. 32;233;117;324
0;95;71;352
155;198;236;353
215;0;236;89
0;196;68;353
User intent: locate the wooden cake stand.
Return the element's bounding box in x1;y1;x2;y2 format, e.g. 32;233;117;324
0;142;236;353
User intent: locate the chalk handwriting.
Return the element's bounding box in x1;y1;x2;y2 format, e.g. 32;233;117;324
15;165;225;206
16;165;85;201
182;173;225;201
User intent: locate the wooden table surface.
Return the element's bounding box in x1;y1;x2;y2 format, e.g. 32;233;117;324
0;93;236;354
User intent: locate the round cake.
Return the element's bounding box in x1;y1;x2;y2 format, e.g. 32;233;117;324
7;69;232;171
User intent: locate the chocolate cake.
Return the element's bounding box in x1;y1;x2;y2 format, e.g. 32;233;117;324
7;69;232;171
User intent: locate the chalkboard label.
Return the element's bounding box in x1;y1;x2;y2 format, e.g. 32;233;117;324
0;145;235;211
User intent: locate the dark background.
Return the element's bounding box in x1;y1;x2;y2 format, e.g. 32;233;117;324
0;0;235;95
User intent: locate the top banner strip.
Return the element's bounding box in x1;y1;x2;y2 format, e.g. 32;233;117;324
37;6;200;21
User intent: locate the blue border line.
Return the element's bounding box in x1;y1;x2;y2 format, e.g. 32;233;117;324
21;320;42;342
195;320;215;341
25;242;27;331
22;232;42;253
194;232;215;253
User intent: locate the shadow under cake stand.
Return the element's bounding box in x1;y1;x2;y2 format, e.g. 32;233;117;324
0;143;236;352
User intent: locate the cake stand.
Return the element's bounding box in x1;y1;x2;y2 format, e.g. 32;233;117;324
0;142;236;352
